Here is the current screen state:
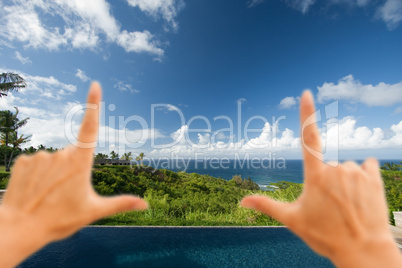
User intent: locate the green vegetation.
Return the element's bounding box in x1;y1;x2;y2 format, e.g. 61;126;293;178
91;165;301;226
1;163;401;226
382;168;402;225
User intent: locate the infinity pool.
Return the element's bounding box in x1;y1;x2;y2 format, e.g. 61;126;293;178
19;227;334;268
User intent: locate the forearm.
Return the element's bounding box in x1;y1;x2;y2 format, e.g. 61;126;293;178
0;209;48;268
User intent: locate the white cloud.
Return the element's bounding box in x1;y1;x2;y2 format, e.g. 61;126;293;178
237;98;247;103
317;75;402;106
75;69;90;82
117;30;164;56
0;0;165;55
0;68;76;100
14;51;32;64
377;0;402;30
247;0;265;8
150;116;402;158
126;0;184;30
284;0;316;14
0;68;163;152
114;81;140;94
279;96;298;109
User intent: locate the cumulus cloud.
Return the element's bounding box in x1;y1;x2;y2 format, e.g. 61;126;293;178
0;68;163;152
150;116;402;158
75;69;90;82
114;81;140;94
0;0;165;55
377;0;402;30
0;68;76;100
14;51;32;64
279;96;298;109
126;0;184;30
317;75;402;106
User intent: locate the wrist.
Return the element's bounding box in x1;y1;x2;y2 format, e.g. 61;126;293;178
0;208;50;267
331;234;402;268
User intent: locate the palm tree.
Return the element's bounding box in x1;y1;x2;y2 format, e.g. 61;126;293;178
0;107;29;147
1;132;32;149
46;147;58;153
95;153;109;161
23;146;37;155
37;144;46;151
0;72;26;98
136;152;145;166
122;152;133;161
110;150;119;159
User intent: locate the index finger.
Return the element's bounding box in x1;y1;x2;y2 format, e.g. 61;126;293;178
76;82;102;155
300;91;323;180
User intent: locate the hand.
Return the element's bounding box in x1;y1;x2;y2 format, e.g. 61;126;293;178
241;91;402;268
0;82;148;268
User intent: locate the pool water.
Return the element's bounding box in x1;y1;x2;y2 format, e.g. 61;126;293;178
19;227;334;268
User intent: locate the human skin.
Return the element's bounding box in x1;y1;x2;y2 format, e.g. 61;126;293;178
242;91;402;267
0;83;148;268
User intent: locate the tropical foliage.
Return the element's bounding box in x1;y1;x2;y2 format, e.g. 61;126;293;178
95;153;109;161
135;152;145;165
110;151;119;159
381;162;402;171
91;165;301;226
121;152;133;160
0;107;29;147
0;72;26;98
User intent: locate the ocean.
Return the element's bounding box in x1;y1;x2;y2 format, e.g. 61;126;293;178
145;159;400;190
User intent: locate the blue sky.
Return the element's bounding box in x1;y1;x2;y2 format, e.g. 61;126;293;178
0;0;401;160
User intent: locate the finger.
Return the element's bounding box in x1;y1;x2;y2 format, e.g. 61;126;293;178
300;91;323;180
93;195;148;220
76;82;102;156
241;195;294;226
362;158;381;179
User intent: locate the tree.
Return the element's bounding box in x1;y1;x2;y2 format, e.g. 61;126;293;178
37;144;46;151
95;153;109;161
110;151;119;159
0;145;21;172
1;132;32;149
121;152;133;161
23;146;37;155
0;72;26;98
0;107;29;172
0;107;29;147
381;162;402;171
136;152;145;166
45;147;58;153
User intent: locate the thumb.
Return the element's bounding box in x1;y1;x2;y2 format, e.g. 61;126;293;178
241;195;294;226
93;195;148;220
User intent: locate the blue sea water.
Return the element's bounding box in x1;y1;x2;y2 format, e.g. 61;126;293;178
19;227;334;268
147;159;400;190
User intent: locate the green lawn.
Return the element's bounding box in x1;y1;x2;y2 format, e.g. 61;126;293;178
0;165;10;174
